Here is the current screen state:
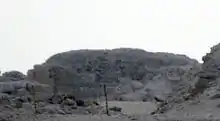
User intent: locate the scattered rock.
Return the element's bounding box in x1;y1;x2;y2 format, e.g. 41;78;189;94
3;105;14;111
76;100;85;107
22;103;33;111
0;112;16;121
85;105;99;114
14;88;29;97
13;98;23;109
128;115;138;120
48;95;62;104
37;104;65;115
216;104;220;108
93;100;99;106
71;105;77;109
131;81;144;90
0;80;52;102
210;93;220;100
188;100;200;105
62;98;76;106
0;93;10;105
20;96;32;103
0;82;16;93
63;94;75;101
206;113;213;118
38;101;47;107
1;71;26;81
61;105;73;114
109;106;122;112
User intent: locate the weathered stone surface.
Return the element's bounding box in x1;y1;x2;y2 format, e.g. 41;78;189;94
0;82;15;93
37;104;65;114
27;48;199;100
0;112;15;121
0;93;10;105
109;106;122;112
22;103;33;111
131;81;144;90
210;93;220;100
1;71;26;81
76;100;85;107
62;98;76;106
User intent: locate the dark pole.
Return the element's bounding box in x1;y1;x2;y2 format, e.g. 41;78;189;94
31;85;37;114
103;84;109;116
53;77;58;97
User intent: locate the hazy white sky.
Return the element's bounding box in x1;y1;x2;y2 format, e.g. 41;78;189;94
0;0;220;73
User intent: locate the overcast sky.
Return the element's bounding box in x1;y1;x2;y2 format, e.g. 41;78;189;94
0;0;220;73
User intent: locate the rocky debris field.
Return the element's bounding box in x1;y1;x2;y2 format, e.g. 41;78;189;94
1;44;220;121
0;75;109;120
27;48;200;102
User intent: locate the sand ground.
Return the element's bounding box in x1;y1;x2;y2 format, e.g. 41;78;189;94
18;101;157;121
17;100;220;121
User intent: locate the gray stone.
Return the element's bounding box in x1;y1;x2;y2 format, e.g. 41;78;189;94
109;106;122;112
62;99;76;106
38;101;47;107
22;103;33;111
0;112;15;121
38;104;65;115
15;88;29;97
0;93;10;105
27;48;199;100
1;71;26;81
210;93;220;100
131;81;144;90
0;82;15;93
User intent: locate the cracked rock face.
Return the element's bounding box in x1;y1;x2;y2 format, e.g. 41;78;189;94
27;48;200;101
1;71;26;82
203;43;220;74
155;43;220;119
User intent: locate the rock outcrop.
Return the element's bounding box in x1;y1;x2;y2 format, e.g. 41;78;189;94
1;71;26;82
154;43;220;119
27;48;200;100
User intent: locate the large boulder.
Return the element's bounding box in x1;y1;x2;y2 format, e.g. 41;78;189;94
0;80;53;101
0;82;15;93
1;71;26;81
62;99;76;106
0;93;10;105
15;88;29;97
109;106;122;112
0;111;16;121
0;80;35;93
131;81;144;90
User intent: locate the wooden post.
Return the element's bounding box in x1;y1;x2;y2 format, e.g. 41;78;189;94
103;84;109;116
53;77;58;97
31;85;37;114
